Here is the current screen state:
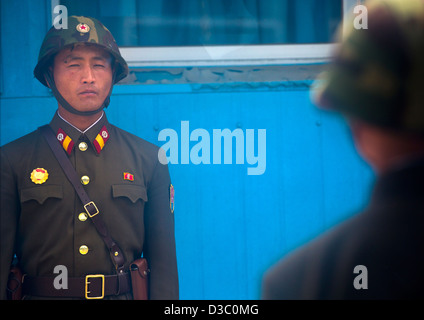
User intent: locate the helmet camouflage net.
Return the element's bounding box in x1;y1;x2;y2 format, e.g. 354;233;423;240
34;16;128;87
313;0;424;136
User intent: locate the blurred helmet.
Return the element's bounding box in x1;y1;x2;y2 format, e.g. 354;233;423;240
313;0;424;136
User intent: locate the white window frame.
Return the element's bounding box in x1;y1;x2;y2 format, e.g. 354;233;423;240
121;44;336;67
52;0;361;68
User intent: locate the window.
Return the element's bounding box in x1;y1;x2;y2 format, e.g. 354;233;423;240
59;0;342;46
52;0;361;84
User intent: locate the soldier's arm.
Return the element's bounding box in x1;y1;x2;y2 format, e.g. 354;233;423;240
0;148;20;300
143;158;179;300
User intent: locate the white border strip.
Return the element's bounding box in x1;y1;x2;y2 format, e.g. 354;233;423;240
120;44;338;67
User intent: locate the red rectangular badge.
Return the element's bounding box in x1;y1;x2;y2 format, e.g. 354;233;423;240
124;172;134;181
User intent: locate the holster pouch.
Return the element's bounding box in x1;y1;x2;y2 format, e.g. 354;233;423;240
130;258;150;300
7;266;23;300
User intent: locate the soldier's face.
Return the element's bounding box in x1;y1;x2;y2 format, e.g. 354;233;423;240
53;45;113;113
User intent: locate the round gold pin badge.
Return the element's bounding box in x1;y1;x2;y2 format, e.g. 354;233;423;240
30;168;49;184
76;23;90;33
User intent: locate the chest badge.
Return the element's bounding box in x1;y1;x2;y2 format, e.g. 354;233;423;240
30;168;49;184
123;172;134;181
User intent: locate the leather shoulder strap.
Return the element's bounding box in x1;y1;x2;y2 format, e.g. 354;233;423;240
39;125;125;271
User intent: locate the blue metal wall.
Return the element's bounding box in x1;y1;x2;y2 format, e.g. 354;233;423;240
0;1;374;299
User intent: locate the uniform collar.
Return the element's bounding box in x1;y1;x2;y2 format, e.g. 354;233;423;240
49;111;111;155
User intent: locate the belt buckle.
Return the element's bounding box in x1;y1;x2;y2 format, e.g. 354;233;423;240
85;274;105;299
84;201;99;218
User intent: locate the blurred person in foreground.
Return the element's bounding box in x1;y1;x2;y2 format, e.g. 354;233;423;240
262;0;424;299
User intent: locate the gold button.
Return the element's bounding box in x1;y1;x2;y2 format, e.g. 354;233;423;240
78;212;88;222
81;175;90;185
79;245;89;255
79;142;88;151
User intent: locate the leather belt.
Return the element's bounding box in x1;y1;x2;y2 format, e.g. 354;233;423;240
22;272;132;299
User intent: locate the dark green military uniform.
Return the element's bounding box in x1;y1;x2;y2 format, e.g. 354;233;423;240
0;16;178;300
1;111;179;299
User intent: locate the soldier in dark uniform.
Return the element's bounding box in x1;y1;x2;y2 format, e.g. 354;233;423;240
0;16;179;299
262;0;424;299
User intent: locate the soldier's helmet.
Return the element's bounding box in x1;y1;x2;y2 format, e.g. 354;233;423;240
313;0;424;136
34;16;128;87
